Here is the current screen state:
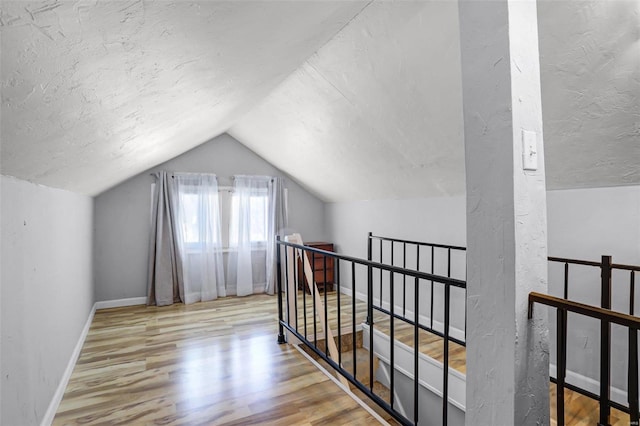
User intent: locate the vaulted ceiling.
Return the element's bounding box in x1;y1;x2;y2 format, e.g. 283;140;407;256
2;0;638;201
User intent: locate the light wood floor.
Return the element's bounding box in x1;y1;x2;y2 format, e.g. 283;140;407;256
53;294;382;425
55;290;634;426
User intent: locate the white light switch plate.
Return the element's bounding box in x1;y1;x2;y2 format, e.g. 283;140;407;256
522;130;537;171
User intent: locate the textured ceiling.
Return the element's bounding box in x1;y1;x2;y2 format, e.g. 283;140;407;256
230;0;465;201
538;0;640;191
231;0;640;201
0;0;368;194
2;0;638;201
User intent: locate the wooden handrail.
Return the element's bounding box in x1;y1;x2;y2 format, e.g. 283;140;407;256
547;256;602;267
528;292;640;329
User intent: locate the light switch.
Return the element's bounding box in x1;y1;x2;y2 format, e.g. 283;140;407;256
522;130;537;171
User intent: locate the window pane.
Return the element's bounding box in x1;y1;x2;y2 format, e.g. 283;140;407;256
229;193;268;246
180;193;200;243
179;189;220;246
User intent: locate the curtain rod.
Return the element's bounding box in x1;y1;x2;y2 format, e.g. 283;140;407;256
150;173;276;182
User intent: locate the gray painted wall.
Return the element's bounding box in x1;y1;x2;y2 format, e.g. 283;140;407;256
1;175;94;426
546;185;640;396
94;133;326;302
326;185;640;394
325;195;467;332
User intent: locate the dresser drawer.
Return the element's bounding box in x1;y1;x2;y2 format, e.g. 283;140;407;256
298;242;335;293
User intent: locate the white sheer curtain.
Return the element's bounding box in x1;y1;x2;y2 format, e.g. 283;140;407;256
173;173;226;304
227;175;288;296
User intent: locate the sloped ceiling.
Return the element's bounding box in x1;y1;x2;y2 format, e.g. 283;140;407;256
2;0;638;201
0;0;368;194
230;0;466;201
231;0;640;201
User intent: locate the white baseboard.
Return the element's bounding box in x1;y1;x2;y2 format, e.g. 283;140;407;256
550;364;628;407
339;287;466;342
41;296;147;425
95;296;147;310
40;303;96;426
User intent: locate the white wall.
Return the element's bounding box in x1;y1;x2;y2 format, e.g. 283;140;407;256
326;185;639;394
1;175;94;426
94;133;327;302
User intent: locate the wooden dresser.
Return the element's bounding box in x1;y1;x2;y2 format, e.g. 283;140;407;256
298;242;335;293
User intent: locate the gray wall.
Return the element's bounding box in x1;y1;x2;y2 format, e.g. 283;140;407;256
326;185;640;395
1;175;94;426
325;195;467;332
547;185;640;395
94;133;327;301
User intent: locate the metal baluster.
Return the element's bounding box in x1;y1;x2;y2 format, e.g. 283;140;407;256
302;248;308;341
367;232;373;325
430;246;435;330
414;276;420;425
312;251;317;349
631;271;636;316
352;262;357;381
379;239;383;307
390;271;395;409
629;326;639;426
629;272;639;425
337;260;342;367
324;255;329;356
403;242;407;317
564;262;569;299
557;308;567;426
599;255;612;426
285;244;290;327
276;238;285;343
293;249;298;332
443;284;450;426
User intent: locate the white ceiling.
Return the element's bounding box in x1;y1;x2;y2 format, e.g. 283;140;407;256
2;0;638;201
0;0;368;194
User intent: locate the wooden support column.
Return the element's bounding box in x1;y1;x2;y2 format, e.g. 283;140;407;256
458;1;550;425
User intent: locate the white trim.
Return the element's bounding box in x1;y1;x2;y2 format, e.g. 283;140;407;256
339;287;466;342
363;323;467;412
293;344;391;426
95;297;147;310
549;364;629;407
41;303;97;426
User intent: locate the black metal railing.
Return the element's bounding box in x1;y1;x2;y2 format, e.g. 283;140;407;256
276;236;465;426
367;233;467;339
547;256;640;426
528;291;640;426
275;232;640;426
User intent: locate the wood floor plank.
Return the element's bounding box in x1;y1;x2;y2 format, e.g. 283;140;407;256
53;294;382;426
56;289;631;425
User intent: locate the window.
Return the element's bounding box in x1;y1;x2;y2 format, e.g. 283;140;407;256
229;189;269;247
177;186;220;249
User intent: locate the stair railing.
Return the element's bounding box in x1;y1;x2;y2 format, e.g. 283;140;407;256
276;236;465;426
367;233;467;339
528;292;640;426
547;256;640;426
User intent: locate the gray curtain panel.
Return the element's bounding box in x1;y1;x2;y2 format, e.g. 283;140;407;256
265;177;289;294
147;171;185;306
